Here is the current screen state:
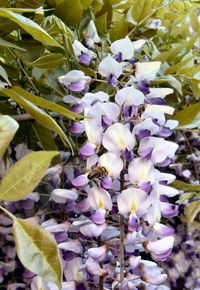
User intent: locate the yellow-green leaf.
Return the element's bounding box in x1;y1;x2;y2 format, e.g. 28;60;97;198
32;122;58;151
110;15;128;42
174;103;200;129
165;55;195;74
2;88;73;151
0;37;26;51
13;218;62;290
186;199;200;226
0;8;62;48
0;115;19;158
172;180;200;192
0;65;11;85
127;0;154;25
55;0;83;26
28;53;65;69
0;151;58;201
178;64;200;78
4;86;82;120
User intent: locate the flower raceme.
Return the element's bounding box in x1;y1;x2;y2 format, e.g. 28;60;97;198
56;34;179;289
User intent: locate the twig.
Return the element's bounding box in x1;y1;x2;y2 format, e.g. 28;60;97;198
11;112;62;122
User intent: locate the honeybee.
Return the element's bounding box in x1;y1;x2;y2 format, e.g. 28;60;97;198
88;166;108;180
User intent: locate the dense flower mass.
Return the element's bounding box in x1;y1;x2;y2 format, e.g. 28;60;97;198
56;31;179;289
0;26;181;290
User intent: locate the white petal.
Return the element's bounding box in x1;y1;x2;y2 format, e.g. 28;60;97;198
103;123;136;153
146;88;174;99
135;62;161;82
115;86;145;106
98;152;123;178
110;36;133;60
99;55;122;78
128;158;155;185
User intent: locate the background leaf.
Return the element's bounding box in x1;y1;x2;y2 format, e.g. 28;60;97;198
13;218;62;289
174;103;200;129
186;200;200;226
0;8;62;48
2;87;73;150
55;0;83;26
0;151;58;201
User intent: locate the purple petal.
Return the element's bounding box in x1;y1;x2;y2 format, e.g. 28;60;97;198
91;208;106;224
139;181;152;194
55;231;68;243
78;52;92;65
157;157;172;167
161;202;179;218
79;142;95;157
107;73;118;87
102;115;113;129
128;212;140;232
70;104;83;114
137;80;150;94
138;129;151;140
101;176;113;189
113;52;123;63
70;122;84;134
88;245;107;261
68;80;85;93
123;149;134;163
71;174;88;187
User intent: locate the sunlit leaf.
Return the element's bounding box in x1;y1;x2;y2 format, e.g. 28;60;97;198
165;55;194;74
178;64;200;78
55;0;83;26
186;199;200;226
0;151;58;201
2;88;73;151
4;86;83;120
127;0;154;25
13;218;62;290
174;103;200;129
95;12;107;36
179;192;196;204
28;53;65;69
154;75;182;95
0;8;62;48
172;180;200;192
190;8;200;32
0;115;19;158
110;15;128;42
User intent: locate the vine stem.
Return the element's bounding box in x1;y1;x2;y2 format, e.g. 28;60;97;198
120;214;125;282
119;169;125;282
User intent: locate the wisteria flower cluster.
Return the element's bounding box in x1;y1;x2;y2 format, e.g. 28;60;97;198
0;21;181;290
53;22;180;289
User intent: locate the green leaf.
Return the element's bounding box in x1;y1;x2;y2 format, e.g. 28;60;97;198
4;86;83;120
127;0;154;25
95;12;107;36
154;75;182;95
190;9;200;32
28;53;65;69
13;218;62;290
165;55;194;74
179;192;196;204
173;103;200;129
0;8;62;48
32;122;58;151
178;64;200;78
55;0;83;26
0;37;26;51
172;180;200;192
14;40;45;63
41;15;74;38
109;15;128;42
0;115;19;158
81;0;92;8
2;88;73;152
186;199;200;226
0;151;58;201
0;65;11;85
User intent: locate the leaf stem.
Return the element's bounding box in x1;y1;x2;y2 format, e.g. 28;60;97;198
0;205;16;220
7;48;40;95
